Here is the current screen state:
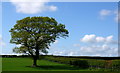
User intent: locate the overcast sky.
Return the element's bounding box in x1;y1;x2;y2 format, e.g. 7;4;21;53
1;0;119;57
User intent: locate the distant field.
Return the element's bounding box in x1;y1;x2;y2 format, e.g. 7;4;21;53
2;58;89;71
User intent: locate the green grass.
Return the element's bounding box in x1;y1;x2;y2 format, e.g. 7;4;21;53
2;58;90;71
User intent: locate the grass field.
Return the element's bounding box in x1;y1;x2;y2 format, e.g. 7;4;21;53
2;57;120;71
2;58;90;71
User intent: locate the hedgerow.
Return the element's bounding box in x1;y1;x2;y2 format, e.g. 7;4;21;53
44;55;120;71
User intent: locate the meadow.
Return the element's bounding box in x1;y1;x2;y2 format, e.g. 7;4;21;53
2;55;120;71
2;57;88;71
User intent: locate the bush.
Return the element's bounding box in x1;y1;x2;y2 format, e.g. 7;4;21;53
111;60;120;71
71;60;89;69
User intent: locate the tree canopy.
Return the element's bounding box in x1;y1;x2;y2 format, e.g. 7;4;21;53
9;17;69;66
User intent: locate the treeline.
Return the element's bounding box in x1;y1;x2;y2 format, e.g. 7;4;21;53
1;55;30;58
48;55;120;60
1;55;120;60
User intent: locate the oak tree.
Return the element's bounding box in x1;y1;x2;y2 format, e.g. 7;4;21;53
9;17;69;67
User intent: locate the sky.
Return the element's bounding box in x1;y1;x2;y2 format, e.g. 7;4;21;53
0;0;119;57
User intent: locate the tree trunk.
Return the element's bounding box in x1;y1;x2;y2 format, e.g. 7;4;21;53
32;43;39;67
32;57;37;67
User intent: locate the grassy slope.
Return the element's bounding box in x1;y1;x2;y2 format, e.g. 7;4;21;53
2;58;89;71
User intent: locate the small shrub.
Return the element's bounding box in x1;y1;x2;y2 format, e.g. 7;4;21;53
111;60;120;71
72;60;89;69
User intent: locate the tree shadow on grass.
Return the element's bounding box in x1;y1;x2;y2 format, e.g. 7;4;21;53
26;65;81;70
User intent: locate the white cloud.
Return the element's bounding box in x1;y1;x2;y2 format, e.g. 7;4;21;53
49;44;118;57
54;40;58;44
73;44;80;47
80;34;96;43
114;10;120;23
81;34;117;44
79;44;118;56
114;14;118;22
100;9;111;17
0;35;5;46
49;5;57;11
114;10;118;22
10;0;57;14
16;44;22;47
99;9;119;23
106;35;117;44
106;35;113;42
52;51;65;56
1;53;22;55
67;52;75;56
96;36;105;42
